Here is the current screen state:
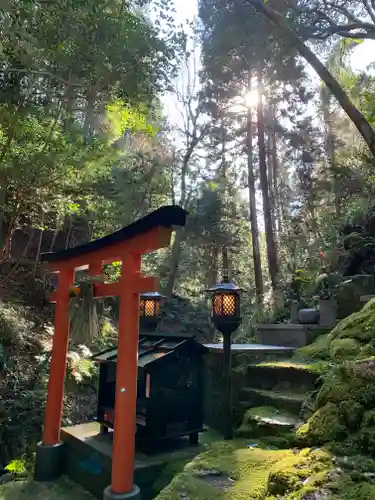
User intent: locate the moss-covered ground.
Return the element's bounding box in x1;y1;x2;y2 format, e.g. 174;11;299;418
0;477;94;500
154;439;375;500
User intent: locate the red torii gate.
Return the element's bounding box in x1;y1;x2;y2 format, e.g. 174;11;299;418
34;205;188;500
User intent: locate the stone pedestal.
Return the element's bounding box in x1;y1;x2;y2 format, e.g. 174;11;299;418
103;485;141;500
34;441;64;481
290;301;299;324
319;299;337;327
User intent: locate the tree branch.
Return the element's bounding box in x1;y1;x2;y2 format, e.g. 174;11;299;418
363;0;375;24
245;0;375;157
0;68;83;87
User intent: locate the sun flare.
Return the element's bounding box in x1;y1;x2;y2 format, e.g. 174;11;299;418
244;89;259;108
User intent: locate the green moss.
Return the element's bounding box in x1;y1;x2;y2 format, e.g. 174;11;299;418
362;344;375;357
0;477;94;500
152;457;193;495
351;426;375;455
261;433;296;449
329;298;375;343
298;333;331;360
267;469;299;495
155;441;334;500
330;338;361;360
315;368;352;407
341;482;375;499
253;360;323;374
296;403;347;444
340;400;364;430
298;299;375;365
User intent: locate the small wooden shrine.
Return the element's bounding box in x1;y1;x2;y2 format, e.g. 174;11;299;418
92;332;205;447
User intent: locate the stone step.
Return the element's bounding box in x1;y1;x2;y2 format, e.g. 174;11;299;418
245;360;320;393
236;406;303;438
241;388;305;416
360;294;375;303
256;324;330;348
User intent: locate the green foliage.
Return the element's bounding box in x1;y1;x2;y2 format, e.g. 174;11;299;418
105;100;158;142
66;345;97;386
315;272;343;299
0;303;33;346
5;459;27;475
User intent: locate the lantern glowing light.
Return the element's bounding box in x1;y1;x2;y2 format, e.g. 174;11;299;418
140;298;160;317
139;292;165;329
213;292;237;316
205;281;243;335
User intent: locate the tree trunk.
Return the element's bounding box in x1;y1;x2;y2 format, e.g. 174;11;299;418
208;244;219;287
249;0;375;157
64;69;74;132
266;110;276;234
165;228;185;298
165;150;190;296
246;83;264;303
270;105;281;232
0;216;17;264
222;246;229;280
257;72;279;292
83;86;95;143
322;95;340;216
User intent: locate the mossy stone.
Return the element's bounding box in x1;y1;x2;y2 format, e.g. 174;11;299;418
340;400;365;430
267;469;299;495
296;403;347;444
330;298;375;344
353;426;375;455
330;338;361;361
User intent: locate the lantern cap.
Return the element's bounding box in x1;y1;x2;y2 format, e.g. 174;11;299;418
204;281;244;294
140;291;166;299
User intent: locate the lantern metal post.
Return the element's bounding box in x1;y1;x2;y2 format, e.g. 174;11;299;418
222;329;232;440
139;291;165;331
205;279;243;440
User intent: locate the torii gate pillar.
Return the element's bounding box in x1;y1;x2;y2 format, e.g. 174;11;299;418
33;206;188;500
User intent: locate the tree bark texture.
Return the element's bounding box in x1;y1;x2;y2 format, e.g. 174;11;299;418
257;72;279;292
246;87;264;303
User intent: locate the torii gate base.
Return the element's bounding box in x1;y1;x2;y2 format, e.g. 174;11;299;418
34;206;187;500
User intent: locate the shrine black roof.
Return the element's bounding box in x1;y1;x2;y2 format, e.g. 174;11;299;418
92;333;204;368
41;205;188;263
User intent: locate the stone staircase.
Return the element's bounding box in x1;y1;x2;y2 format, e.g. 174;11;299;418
236;361;320;439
